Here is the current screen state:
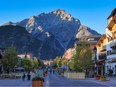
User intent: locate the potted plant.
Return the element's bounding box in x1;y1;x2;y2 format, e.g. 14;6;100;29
100;76;106;81
43;71;47;77
95;74;100;80
32;73;44;87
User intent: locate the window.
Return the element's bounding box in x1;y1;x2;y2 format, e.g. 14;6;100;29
107;50;111;55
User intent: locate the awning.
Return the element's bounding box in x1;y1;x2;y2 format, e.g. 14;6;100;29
61;65;68;69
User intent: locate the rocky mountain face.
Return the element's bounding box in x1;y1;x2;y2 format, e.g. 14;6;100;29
2;9;100;59
76;25;100;38
0;25;63;59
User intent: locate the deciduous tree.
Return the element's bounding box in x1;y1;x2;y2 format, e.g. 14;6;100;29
2;46;18;72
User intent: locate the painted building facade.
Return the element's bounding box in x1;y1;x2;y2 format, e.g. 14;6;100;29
106;8;116;75
96;34;106;75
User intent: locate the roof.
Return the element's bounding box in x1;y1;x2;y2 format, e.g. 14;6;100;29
96;34;106;46
107;8;116;19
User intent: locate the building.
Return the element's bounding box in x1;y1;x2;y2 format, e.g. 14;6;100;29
77;35;101;60
63;48;75;60
43;60;53;66
17;53;33;59
78;35;101;48
17;53;33;67
106;8;116;75
96;34;106;75
62;35;101;62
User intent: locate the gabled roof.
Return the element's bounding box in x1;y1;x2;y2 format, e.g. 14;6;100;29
107;8;116;19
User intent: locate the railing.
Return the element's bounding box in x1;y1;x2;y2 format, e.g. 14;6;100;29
110;40;116;48
111;50;116;54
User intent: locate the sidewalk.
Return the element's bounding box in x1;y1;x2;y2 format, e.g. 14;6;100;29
86;77;116;86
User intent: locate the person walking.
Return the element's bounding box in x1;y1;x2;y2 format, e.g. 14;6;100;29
22;71;26;81
53;69;55;74
27;71;31;80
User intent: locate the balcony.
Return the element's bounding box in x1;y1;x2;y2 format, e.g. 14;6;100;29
107;17;116;30
108;58;116;63
110;40;116;48
111;50;116;54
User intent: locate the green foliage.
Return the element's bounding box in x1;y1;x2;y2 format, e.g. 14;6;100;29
52;58;57;68
38;59;45;67
32;72;44;81
21;58;33;71
52;57;69;69
55;57;62;68
57;58;62;68
52;57;63;68
2;46;18;70
61;58;67;66
69;41;92;72
32;57;39;68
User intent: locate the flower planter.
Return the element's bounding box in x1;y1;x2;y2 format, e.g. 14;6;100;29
32;80;43;87
95;75;100;80
100;77;106;81
32;76;44;87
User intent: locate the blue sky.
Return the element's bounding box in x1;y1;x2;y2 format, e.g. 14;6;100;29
0;0;116;34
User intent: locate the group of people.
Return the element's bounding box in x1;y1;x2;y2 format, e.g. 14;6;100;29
22;71;31;81
49;68;55;74
43;67;55;74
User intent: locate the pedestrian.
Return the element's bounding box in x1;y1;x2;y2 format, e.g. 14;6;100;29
49;68;52;74
22;71;26;81
27;71;31;80
53;69;55;74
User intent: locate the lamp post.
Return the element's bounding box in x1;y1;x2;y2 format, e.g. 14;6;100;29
93;47;97;75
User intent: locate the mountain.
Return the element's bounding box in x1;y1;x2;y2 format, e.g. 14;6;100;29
2;9;100;59
0;25;64;59
76;25;100;38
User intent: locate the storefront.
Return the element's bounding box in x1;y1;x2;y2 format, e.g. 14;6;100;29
106;58;116;75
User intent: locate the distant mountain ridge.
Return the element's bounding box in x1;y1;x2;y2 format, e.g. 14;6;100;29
0;25;64;59
2;9;100;59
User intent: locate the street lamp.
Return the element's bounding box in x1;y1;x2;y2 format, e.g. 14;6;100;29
93;47;97;75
